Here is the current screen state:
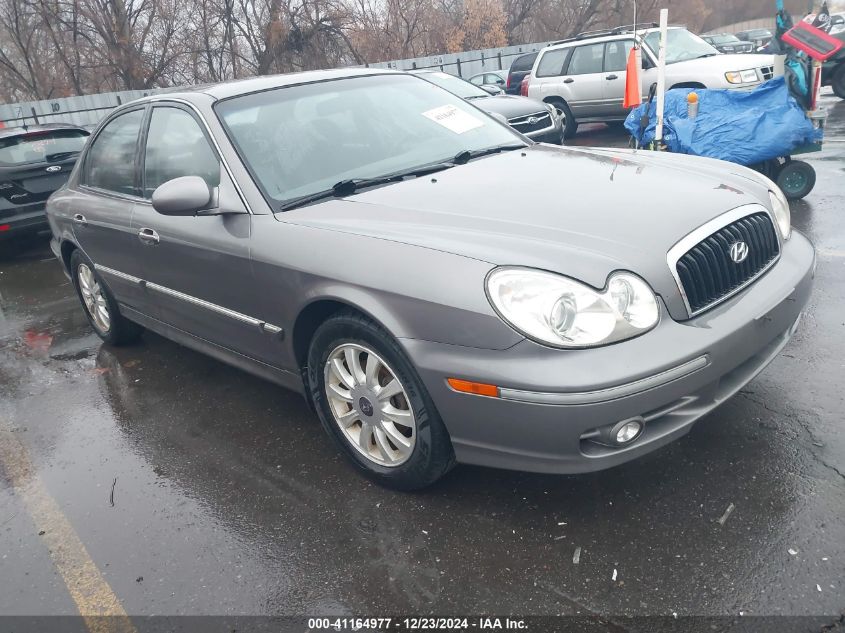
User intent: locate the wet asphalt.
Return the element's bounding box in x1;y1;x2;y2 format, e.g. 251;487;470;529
0;92;843;624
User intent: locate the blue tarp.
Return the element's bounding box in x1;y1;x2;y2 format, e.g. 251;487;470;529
624;77;822;165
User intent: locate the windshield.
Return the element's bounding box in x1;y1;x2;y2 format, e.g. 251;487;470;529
0;129;88;166
644;28;719;64
417;71;490;99
216;74;519;205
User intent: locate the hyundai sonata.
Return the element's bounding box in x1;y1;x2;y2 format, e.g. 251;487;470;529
46;69;815;489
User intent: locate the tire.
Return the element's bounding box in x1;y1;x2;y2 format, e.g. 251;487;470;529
548;99;578;140
70;249;143;345
833;64;845;100
307;310;455;490
776;160;816;200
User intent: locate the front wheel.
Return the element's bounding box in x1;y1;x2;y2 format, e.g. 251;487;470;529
307;311;455;490
776;160;816;200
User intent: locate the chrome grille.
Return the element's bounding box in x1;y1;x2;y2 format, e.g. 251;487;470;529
675;212;780;315
508;111;552;133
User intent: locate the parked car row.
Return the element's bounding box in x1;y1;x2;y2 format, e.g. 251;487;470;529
520;25;776;138
0;70;570;245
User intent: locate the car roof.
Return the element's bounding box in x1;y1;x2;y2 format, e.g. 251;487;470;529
134;67;400;103
541;25;678;52
0;122;88;140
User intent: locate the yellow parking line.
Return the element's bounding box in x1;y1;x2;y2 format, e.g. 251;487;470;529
0;426;136;633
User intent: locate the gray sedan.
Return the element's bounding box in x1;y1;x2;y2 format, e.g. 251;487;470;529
46;69;814;489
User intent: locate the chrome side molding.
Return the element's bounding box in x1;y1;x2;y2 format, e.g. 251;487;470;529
95;264;283;338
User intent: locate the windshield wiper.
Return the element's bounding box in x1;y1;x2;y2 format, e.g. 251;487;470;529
277;161;456;211
452;143;524;165
45;151;79;162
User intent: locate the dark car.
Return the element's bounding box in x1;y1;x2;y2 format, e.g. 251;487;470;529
505;52;538;94
47;69;813;490
0;124;89;243
412;70;562;143
736;28;773;49
702;33;754;54
821;30;845;99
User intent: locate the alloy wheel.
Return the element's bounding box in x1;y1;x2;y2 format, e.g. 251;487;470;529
323;343;416;467
78;263;111;333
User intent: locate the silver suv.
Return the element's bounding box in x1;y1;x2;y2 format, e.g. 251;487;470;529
527;26;776;138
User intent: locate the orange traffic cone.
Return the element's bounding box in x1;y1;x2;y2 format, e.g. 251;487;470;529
623;47;641;108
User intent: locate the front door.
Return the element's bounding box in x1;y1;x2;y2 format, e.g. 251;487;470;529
130;104;277;364
72;107;148;311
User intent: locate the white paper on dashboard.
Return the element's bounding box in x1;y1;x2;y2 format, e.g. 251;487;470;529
421;105;484;134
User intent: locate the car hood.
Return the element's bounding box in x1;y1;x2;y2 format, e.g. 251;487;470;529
671;53;775;72
473;95;549;119
281;144;774;321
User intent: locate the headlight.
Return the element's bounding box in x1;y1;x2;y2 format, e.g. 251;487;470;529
753;172;791;240
725;69;759;84
486;268;659;348
768;188;791;240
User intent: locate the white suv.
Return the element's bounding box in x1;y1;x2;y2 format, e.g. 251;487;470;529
527;26;776;138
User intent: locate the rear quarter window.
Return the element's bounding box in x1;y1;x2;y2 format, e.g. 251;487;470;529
535;49;569;77
0;130;88;166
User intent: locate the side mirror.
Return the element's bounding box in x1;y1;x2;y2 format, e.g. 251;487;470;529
480;84;504;95
151;176;212;216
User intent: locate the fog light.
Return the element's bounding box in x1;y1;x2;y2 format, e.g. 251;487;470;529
610;417;644;445
616;421;642;443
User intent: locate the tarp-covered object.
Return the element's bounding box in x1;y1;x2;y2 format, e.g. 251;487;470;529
624;77;822;165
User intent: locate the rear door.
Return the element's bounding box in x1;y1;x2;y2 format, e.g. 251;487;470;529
0;128;88;227
529;47;571;101
561;43;606;118
72;107;148;310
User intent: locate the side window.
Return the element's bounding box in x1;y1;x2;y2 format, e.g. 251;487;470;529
566;43;605;75
604;40;635;72
143;107;220;198
469;75;483;85
535;48;569;77
85;109;144;195
488;73;504;85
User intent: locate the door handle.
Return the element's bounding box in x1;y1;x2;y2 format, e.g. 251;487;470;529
138;227;160;245
606;74;619;80
73;213;87;226
563;78;574;84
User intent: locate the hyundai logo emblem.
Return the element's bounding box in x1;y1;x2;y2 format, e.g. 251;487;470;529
729;241;749;263
45;165;61;172
358;397;374;417
527;116;540;125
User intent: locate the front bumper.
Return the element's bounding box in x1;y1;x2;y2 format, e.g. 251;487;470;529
403;231;815;474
